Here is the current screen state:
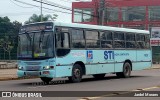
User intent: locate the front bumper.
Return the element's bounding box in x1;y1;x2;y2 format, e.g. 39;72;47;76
17;70;55;78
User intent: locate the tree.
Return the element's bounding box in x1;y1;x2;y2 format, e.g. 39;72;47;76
12;21;22;33
0;16;22;60
25;14;58;24
0;17;12;33
0;35;14;60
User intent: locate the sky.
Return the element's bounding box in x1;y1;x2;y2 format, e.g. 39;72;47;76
0;0;91;24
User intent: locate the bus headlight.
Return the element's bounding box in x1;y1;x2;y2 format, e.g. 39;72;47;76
18;66;23;70
43;66;54;70
43;66;50;70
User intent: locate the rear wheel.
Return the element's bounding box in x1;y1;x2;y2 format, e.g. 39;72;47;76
40;77;53;84
116;62;131;78
68;64;82;83
93;74;105;79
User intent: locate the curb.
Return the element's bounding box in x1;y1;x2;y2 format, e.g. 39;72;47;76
0;77;19;81
144;67;160;70
0;68;17;69
0;77;38;81
151;67;160;69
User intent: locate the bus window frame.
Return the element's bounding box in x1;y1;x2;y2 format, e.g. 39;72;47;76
85;29;100;49
125;33;136;49
113;31;126;49
71;28;86;49
55;26;71;57
54;26;150;51
99;30;114;49
136;33;146;49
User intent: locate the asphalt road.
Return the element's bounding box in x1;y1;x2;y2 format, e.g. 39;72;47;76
0;69;160;100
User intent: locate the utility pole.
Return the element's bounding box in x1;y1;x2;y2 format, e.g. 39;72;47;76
99;0;105;25
41;0;43;22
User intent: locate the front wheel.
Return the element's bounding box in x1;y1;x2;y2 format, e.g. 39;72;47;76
68;64;82;83
116;62;131;78
40;77;53;84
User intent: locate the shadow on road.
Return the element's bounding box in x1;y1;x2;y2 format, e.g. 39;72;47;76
17;75;149;87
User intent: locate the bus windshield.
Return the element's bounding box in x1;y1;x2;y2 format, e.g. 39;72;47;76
18;31;54;59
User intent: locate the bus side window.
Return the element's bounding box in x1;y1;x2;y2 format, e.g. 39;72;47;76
56;33;62;48
136;34;145;49
62;32;70;48
56;28;71;57
71;29;85;48
126;33;136;48
100;31;113;48
86;30;100;48
114;32;125;48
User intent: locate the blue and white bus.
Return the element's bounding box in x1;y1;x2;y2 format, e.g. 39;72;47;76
17;21;152;83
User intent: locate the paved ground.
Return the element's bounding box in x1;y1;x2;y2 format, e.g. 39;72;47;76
0;69;17;80
0;64;160;81
0;68;160;100
151;64;160;69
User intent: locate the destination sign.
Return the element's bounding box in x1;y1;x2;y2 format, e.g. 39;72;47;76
20;22;53;33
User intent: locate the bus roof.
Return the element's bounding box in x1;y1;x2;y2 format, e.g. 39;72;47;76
53;22;149;34
23;21;149;34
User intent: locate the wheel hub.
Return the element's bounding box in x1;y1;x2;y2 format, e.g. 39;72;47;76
74;69;80;78
124;65;130;75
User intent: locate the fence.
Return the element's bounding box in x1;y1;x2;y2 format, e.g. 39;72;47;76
152;46;160;64
0;34;18;60
0;49;17;60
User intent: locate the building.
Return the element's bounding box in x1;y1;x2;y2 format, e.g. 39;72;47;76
72;0;160;30
72;0;160;63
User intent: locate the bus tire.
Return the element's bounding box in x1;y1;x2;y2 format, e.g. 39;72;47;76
93;74;105;79
40;77;53;84
116;62;131;78
68;64;82;83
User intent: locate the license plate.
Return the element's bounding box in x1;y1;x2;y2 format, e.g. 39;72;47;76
26;72;39;76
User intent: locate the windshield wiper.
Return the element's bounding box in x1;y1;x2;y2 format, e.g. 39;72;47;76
25;32;31;41
39;30;45;48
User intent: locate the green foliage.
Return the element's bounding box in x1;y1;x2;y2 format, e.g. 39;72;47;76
0;16;22;60
25;14;58;24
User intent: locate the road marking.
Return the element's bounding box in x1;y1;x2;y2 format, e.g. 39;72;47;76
78;93;120;100
78;86;160;100
132;86;160;91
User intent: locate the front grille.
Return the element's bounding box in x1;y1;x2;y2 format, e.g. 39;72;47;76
25;66;41;71
24;62;41;65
